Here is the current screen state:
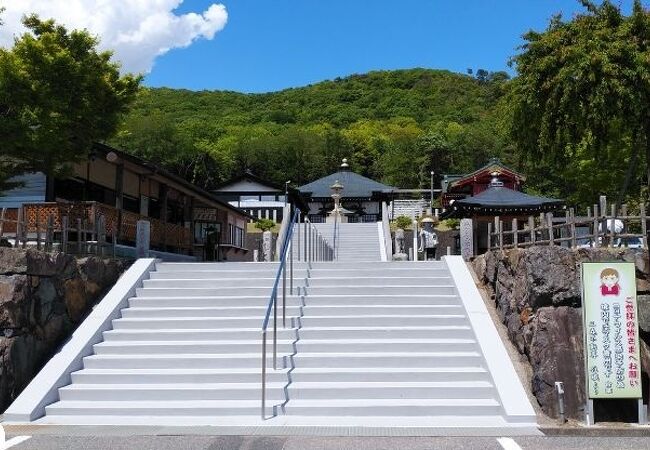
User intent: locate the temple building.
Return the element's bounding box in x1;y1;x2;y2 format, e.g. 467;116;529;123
298;159;394;223
0;143;251;261
213;170;308;223
442;158;564;254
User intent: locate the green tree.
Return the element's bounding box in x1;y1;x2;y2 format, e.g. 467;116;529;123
509;0;650;204
0;15;141;197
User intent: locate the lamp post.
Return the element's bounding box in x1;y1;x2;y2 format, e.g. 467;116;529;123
430;171;435;210
284;180;291;206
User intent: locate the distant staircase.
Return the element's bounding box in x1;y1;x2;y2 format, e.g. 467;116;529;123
311;222;381;262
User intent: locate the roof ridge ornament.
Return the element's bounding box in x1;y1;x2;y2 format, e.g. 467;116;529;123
341;158;350;170
490;171;504;188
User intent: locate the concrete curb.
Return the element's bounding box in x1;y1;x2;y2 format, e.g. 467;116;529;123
2;258;157;422
443;256;537;425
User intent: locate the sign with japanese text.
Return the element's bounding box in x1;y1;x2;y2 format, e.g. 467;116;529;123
582;262;642;399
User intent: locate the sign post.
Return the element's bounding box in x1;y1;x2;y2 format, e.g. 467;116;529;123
581;262;645;425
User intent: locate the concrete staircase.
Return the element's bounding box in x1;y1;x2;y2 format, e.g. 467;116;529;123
10;220;535;429
43;262;307;419
311;222;381;262
284;261;505;422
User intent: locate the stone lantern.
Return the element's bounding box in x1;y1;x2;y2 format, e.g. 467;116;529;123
326;179;350;223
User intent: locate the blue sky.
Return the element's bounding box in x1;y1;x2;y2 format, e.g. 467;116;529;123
144;1;635;93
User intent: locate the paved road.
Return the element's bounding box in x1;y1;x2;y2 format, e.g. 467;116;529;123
5;435;650;450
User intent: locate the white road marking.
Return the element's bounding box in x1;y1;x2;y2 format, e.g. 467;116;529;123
2;436;32;449
497;437;523;450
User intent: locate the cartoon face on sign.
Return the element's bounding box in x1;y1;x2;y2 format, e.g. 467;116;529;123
600;268;620;296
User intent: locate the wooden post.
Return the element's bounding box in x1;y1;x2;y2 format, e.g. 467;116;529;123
98;215;106;257
593;215;600;248
512;218;518;248
587;206;592;218
529;216;535;245
498;220;504;250
609;204;616;248
642;203;647;249
45;215;54;252
622;204;628;217
62;216;69;253
547;213;555;246
570;208;577;249
487;222;493;250
17;207;26;249
35;215;42;250
0;208;5;240
593;204;599;218
77;218;82;254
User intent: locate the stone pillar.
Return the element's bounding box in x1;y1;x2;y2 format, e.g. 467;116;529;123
393;228;408;261
262;230;273;262
460;218;474;260
136;220;151;258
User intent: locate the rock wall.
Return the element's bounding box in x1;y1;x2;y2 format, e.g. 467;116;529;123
0;248;127;412
473;246;650;421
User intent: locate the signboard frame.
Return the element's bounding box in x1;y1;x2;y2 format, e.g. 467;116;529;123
580;262;645;425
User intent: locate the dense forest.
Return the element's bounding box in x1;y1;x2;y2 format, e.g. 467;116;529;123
109;68;514;193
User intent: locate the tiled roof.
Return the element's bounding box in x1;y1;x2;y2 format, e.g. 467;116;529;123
299;169;394;199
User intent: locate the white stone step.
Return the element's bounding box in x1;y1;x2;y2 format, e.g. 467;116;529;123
155;262;285;272
93;340;296;355
301;305;463;316
303;268;449;277
103;328;297;341
295;295;458;306
307;277;451;287
112;317;276;330
285;381;495;400
282;398;502;416
291;352;483;368
298;315;467;327
295;338;477;353
149;270;310;279
142;279;308;289
71;368;290;384
59;383;286;401
45;400;271;416
135;287;302;297
288;367;490;383
128;296;304;308
120;306;302;319
297;326;475;340
304;286;456;296
82;354;289;369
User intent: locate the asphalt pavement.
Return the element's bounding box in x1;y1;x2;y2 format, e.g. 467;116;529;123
5;434;650;450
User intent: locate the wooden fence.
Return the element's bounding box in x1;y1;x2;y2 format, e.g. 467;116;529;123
488;202;648;251
0;201;192;255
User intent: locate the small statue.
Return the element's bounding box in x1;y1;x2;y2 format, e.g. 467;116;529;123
393;228;408;261
418;217;438;261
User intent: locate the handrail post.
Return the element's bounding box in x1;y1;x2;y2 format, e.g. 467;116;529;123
282;251;287;328
290;239;294;295
273;291;277;370
261;331;267;419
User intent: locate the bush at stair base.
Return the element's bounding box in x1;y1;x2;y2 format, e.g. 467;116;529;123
0;248;128;412
473;246;650;422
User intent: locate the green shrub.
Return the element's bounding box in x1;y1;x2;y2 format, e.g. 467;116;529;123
393;215;413;230
254;218;276;232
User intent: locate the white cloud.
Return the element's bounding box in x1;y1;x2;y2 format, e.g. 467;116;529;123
0;0;228;74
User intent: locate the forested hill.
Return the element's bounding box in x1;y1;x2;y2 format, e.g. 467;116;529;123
111;68;513;191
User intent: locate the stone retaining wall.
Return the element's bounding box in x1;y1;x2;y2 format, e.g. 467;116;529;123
473;247;650;421
0;249;128;412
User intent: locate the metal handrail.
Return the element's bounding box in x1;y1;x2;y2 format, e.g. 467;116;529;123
332;213;339;260
261;208;334;418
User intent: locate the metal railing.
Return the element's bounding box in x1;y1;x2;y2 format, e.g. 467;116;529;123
260;208;334;418
332;213;340;260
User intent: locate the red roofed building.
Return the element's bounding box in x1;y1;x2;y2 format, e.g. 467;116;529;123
441;158;525;208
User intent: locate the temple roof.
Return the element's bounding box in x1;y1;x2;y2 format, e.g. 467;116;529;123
299;160;394;199
448;185;563;216
447;158;525;191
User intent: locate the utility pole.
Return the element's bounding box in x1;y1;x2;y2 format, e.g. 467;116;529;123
430;171;435;211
